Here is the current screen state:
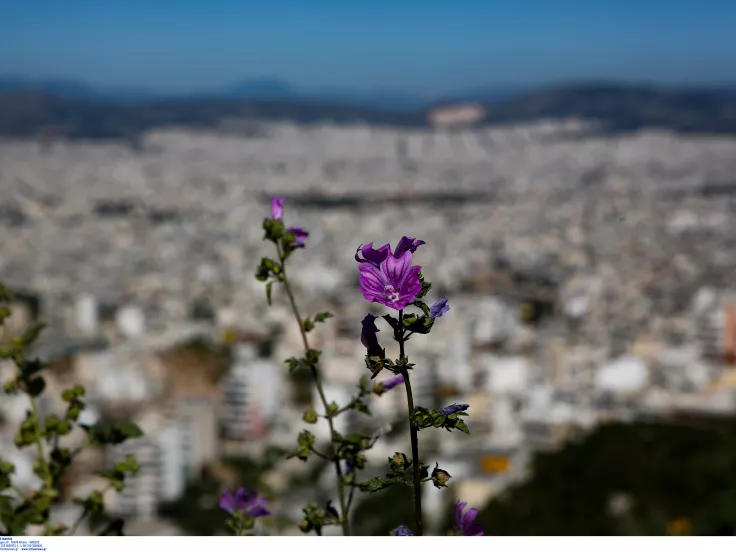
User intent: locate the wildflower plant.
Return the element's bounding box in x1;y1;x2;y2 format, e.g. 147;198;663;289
0;282;143;536
255;198;401;536
252;200;484;536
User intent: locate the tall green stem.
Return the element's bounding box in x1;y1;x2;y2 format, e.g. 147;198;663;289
28;394;53;535
278;245;351;536
398;309;423;536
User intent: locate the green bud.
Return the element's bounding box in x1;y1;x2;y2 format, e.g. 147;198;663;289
302;408;318;424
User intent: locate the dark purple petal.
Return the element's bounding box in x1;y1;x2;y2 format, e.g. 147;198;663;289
456;501;484;536
219;489;236;514
355;242;391;266
220;487;270;519
394;525;414;536
382;374;405;390
270;198;284;220
429;297;450;318
393;237;425;258
361;314;381;353
287;226;309;247
441;403;469;416
245;497;271;518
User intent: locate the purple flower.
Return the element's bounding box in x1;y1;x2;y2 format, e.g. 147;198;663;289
270;197;284;220
287;226;309;247
219;487;270;518
394;525;414;536
393;236;425;258
382;374;405;391
441;403;469;416
361;314;383;355
358;241;423;311
355;242;391;267
455;501;484;536
429;297;450;319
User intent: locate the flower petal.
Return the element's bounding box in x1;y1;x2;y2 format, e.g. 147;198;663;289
382;251;413;288
359;263;388;302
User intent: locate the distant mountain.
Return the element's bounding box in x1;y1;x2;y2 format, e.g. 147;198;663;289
219;78;300;100
1;81;736;140
475;83;736;134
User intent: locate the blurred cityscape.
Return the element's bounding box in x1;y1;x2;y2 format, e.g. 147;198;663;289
1;112;736;534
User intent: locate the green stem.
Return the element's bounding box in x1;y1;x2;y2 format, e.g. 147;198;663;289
277;245;351;536
398;309;423;536
28;395;54;535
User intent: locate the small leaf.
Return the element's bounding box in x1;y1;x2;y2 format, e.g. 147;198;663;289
359;476;396;493
314;312;333;324
266;282;273;306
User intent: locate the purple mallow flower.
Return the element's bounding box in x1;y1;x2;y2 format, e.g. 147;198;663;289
394;525;414;536
355;242;391;267
270;197;284;220
219;487;270;518
287;227;309;247
429;297;450;319
441;403;469;416
382;374;405;391
455;501;484;536
357;239;423;310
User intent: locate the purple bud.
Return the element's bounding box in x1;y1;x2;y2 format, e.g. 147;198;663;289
270;197;284;220
429;296;450;319
441;403;469;416
394;525;414;536
382;374;405;391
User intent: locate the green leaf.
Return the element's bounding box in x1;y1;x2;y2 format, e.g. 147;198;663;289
266;282;273;306
82;421;144;445
314;312;333;324
21;323;46;346
359;476;396;493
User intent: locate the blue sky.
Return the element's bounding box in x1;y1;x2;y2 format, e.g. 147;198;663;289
1;0;735;96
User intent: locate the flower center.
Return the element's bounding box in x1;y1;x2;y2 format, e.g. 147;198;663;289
383;284;400;303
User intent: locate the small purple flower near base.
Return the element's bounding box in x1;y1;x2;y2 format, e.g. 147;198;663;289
455;501;484;536
394;525;414;536
429;297;450;319
219;487;270;518
358;243;423;310
270;198;284;220
441;403;469;416
287;227;309;247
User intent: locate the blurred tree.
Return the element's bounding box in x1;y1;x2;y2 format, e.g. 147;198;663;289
473;421;736;536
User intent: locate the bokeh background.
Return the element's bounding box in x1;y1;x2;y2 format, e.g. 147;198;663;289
1;0;736;536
